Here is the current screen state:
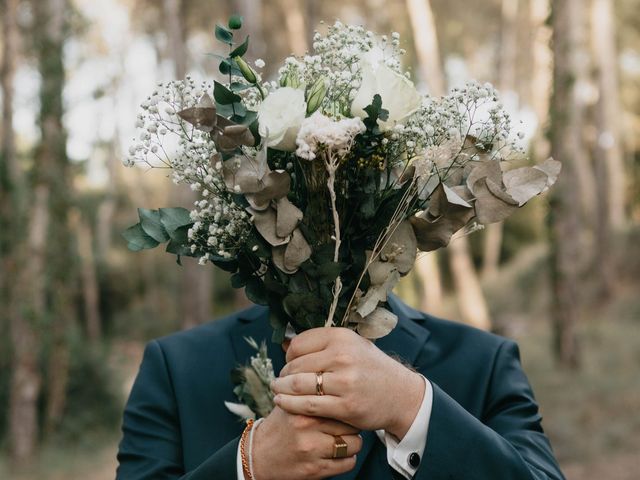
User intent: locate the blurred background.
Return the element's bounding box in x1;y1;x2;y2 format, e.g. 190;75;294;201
0;0;639;478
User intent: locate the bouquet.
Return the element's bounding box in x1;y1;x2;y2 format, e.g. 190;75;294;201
123;16;559;418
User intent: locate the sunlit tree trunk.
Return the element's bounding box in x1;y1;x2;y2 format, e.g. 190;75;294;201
482;0;520;279
405;0;445;95
590;0;625;299
163;0;212;328
591;0;626;230
414;253;445;316
529;0;553;160
278;0;308;55
406;0;489;327
549;0;584;368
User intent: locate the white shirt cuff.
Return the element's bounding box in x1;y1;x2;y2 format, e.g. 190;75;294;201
376;375;433;479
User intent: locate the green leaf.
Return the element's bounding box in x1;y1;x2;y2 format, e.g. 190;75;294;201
138;208;170;242
214;81;242;105
210;254;239;272
122;223;160;251
231;272;248;288
230;36;250;58
316;262;344;283
159;207;191;233
245;276;268;305
219;59;242;76
215;24;233;45
363;94;389;131
228;14;243;30
229;82;254;92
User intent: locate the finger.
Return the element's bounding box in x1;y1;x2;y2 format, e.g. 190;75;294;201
286;327;334;362
275;393;341;420
320;433;363;459
280;350;333;377
313;456;358;478
272;372;342;397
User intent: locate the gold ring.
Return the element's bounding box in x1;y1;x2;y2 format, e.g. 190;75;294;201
315;371;324;396
332;435;348;459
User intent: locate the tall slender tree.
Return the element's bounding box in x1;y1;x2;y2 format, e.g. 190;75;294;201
162;0;213;328
549;0;584;367
406;0;490;328
591;0;625;299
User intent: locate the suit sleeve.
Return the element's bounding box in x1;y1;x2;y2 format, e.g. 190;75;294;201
415;340;565;480
116;340;239;479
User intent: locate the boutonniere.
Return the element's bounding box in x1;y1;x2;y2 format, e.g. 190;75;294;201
225;337;276;421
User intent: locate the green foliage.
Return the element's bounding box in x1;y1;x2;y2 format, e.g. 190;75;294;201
214;24;233;45
122;207;193;262
227;14;243;30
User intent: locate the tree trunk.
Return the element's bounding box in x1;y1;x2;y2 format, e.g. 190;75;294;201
405;0;445;95
9;186;48;465
591;0;626;230
590;0;625;299
413;253;445;316
549;0;585;368
163;0;212;329
278;0;308;55
482;0;520;279
73;210;102;341
31;0;77;437
448;237;492;330
405;0;490;327
529;0;553;161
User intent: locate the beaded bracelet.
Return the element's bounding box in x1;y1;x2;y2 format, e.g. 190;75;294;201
248;418;264;478
240;419;255;480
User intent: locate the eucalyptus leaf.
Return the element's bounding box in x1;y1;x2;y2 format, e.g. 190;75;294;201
122;223;160;251
138;208;169;242
230;36;250;58
214;81;242;105
215;24;234;45
245;276;268;305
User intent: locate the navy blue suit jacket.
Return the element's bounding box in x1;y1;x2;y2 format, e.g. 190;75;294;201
117;296;565;479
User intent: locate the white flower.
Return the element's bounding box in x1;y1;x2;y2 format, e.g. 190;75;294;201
258;87;307;151
351;51;422;131
295;111;365;160
255;58;265;69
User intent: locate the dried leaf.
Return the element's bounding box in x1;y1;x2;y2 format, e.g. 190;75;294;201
275;197;303;238
272;245;297;274
472;178;518;224
245;171;291;210
177;93;217;132
251;208;290;246
284;229;312;271
534;157;562;188
367;260;397;286
356;307;398;339
466;159;503;194
222;156;263;194
410;183;475;251
378;220;417;274
502;166;549;206
356;269;400;318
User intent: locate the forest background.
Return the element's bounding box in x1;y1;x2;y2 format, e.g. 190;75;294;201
1;0;639;478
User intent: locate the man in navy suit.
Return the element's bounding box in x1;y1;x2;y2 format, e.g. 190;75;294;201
116;295;565;479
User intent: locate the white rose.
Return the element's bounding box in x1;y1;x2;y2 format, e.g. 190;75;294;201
258;87;306;151
350;51;422;131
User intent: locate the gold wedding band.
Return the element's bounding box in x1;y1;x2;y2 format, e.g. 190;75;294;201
315;371;324;396
332;435;348;459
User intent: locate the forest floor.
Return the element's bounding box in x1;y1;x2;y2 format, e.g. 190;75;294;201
2;244;639;480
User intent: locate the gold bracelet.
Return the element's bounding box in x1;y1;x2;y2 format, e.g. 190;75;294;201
240;419;255;480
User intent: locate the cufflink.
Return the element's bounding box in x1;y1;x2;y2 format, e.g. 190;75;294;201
408;452;421;468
